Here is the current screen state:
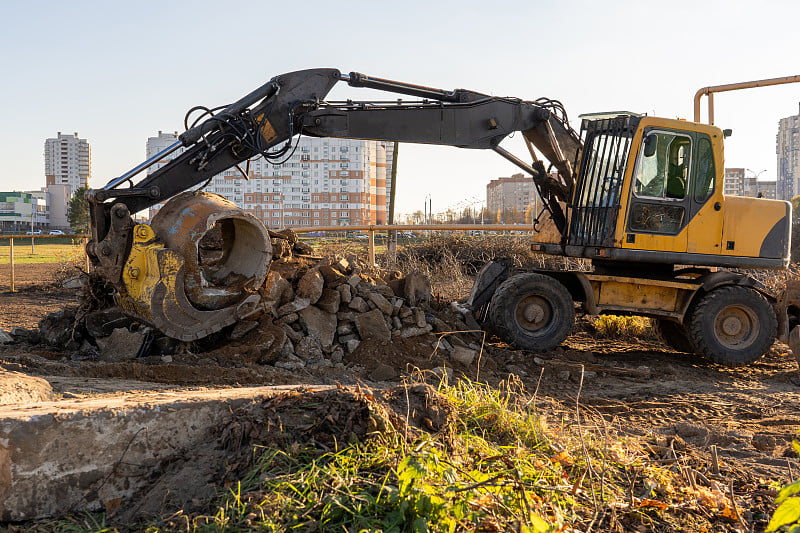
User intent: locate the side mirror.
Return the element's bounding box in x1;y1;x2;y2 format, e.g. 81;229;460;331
643;133;657;157
723;129;733;138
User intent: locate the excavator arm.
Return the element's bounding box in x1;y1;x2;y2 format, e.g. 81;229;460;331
86;67;581;341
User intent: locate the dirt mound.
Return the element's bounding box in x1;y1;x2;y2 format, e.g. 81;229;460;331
113;384;448;523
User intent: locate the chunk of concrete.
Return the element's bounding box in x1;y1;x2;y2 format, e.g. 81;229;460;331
354;309;392;342
264;271;292;304
450;346;478;366
230;320;259;340
368;292;393;315
414;308;427;328
348;296;370;313
38;308;78;348
61;275;87;289
404;271;431;306
346;338;360;353
276;298;310;317
295;337;324;363
95;328;145;362
319;265;347;286
0;330;12;344
299;306;337;348
337;283;352;304
316;288;341;314
296;268;324;304
399;325;433;338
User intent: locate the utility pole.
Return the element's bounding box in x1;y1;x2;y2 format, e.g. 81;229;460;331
387;142;399;264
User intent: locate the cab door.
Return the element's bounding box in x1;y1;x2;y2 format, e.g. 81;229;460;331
622;128;691;253
685;132;724;255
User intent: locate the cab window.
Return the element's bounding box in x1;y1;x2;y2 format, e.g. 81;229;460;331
633;132;692;200
693;136;715;202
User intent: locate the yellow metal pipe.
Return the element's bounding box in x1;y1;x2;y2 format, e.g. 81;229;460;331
694;74;800;123
290;223;540;233
9;237;14;293
368;229;375;266
0;234;90;240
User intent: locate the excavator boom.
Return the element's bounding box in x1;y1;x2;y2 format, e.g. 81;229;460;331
86;67;581;341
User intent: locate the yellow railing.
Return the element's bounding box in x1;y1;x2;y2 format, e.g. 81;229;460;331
0;234;90;292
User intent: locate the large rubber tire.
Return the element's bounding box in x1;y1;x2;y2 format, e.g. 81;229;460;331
688;286;777;366
487;273;575;353
653;319;695;353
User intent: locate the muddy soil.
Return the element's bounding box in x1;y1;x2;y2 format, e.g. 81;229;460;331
0;262;83;329
2;263;800;526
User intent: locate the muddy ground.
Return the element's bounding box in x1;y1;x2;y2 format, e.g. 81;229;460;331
2;262;800;527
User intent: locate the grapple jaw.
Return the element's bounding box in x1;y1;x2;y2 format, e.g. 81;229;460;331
115;192;271;341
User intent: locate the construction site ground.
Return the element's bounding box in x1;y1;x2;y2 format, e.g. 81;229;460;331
2;261;800;529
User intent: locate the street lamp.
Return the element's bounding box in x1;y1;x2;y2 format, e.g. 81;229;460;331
746;168;768;198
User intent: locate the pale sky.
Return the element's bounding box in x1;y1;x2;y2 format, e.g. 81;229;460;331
1;0;799;216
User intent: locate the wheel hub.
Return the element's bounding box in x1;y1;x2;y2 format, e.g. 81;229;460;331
721;316;743;336
515;295;551;332
523;303;545;323
714;304;759;349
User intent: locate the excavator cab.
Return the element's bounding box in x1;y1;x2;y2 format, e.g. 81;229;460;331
564;115;790;268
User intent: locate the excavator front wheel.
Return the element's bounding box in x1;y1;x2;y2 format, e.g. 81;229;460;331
487;273;574;353
688;286;776;366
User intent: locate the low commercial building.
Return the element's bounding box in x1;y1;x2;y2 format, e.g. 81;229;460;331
0;192;48;233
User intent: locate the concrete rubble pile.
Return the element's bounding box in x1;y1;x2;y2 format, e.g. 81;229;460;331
255;251;437;370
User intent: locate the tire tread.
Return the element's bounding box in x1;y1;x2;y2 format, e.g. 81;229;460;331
688;286;776;366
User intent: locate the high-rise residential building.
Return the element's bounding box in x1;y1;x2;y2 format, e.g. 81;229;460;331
44;132;91;196
486;173;540;223
145;133;391;228
777;105;800;200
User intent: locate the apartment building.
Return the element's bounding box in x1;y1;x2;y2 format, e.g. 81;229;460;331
146;133;391;228
44;132;91;196
486;173;540;223
723;168;746;196
777;105;800;200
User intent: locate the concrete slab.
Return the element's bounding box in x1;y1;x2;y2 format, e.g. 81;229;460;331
0;384;333;521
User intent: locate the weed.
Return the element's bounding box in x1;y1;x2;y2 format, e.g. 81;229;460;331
143;378;724;532
591;315;653;339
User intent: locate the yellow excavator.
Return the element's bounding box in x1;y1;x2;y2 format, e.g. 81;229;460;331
86;69;796;366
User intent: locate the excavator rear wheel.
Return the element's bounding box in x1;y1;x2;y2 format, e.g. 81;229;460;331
688;286;776;366
487;273;574;353
653;319;695;354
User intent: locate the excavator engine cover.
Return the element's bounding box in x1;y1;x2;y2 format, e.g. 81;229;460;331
116;191;272;341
